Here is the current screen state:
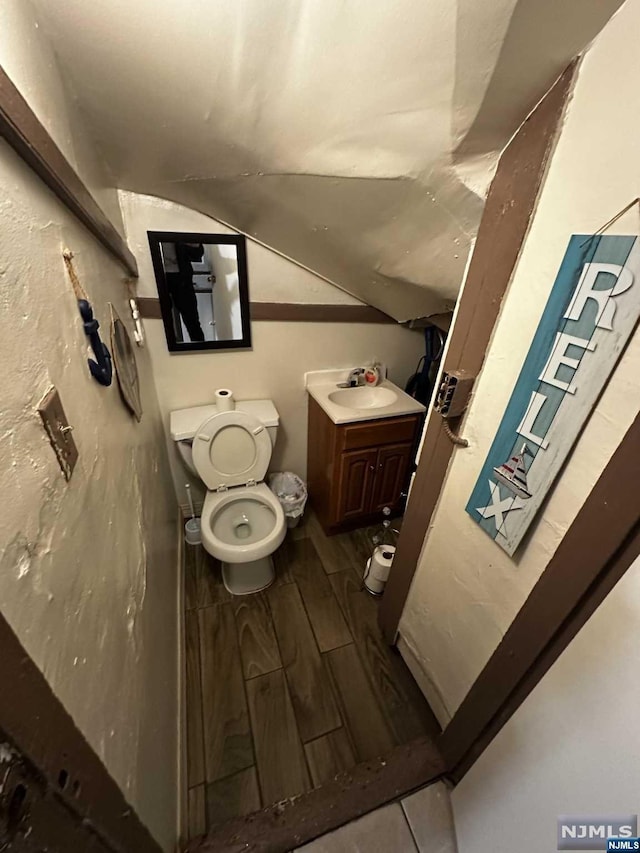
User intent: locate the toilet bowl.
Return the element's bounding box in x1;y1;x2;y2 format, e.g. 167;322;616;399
201;482;286;594
201;482;285;563
171;402;286;595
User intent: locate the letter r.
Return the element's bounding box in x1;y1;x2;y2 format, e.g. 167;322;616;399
565;262;633;330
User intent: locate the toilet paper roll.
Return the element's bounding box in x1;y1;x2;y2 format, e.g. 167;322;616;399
215;388;235;411
364;545;396;595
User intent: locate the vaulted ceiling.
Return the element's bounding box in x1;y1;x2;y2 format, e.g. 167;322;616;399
32;0;624;320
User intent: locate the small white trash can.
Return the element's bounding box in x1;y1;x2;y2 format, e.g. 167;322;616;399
269;472;308;529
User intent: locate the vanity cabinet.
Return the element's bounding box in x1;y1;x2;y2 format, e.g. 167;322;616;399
307;396;422;534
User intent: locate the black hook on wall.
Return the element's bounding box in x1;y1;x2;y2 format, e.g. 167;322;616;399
78;299;112;386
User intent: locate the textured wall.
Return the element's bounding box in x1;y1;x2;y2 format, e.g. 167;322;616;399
452;553;640;852
0;0;125;236
119;190;426;509
399;0;640;723
0;2;180;850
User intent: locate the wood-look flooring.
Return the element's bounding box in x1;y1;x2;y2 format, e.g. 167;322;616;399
184;513;439;840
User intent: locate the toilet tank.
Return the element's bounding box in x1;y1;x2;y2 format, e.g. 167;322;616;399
170;399;280;475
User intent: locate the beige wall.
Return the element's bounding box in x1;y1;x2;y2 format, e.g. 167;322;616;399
0;2;179;850
119;191;426;510
399;0;640;723
452;552;640;852
0;0;125;235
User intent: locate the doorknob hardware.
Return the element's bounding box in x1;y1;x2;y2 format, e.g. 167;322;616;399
0;762;31;838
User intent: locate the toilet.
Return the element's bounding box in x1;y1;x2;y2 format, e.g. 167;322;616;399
170;400;286;595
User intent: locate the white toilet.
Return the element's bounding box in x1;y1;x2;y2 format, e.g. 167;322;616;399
170;400;286;595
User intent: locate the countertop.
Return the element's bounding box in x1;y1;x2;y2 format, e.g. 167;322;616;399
305;369;426;425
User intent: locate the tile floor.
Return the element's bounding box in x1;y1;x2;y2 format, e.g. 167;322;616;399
185;511;440;840
295;781;458;853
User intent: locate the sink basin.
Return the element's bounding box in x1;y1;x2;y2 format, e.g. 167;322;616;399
305;371;426;424
328;385;398;410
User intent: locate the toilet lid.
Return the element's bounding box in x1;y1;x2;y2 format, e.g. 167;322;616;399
192;410;272;491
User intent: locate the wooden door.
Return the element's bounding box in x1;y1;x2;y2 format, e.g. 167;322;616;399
0;734;112;852
338;448;378;521
0;610;161;853
370;442;413;514
379;63;579;644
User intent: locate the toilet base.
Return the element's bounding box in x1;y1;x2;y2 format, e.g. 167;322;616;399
222;556;275;596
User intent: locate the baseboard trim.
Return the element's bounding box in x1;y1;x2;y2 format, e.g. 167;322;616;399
175;512;187;851
397;635;451;730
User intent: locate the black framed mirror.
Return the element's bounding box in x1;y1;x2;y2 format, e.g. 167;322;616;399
147;231;251;352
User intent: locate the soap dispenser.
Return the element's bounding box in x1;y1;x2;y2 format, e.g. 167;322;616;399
364;361;382;386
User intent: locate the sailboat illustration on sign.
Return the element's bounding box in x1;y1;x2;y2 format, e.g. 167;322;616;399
493;443;534;499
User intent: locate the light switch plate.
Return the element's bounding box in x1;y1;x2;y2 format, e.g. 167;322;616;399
37;387;78;480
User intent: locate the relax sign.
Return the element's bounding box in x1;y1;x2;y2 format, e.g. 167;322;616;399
467;234;640;555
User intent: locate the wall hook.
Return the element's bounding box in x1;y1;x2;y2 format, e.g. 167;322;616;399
78;299;112;386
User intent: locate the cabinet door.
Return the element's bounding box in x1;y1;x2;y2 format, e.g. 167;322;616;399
337;448;378;521
370;442;414;513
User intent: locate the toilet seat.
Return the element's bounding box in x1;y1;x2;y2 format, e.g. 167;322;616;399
192;410;272;491
201;482;286;564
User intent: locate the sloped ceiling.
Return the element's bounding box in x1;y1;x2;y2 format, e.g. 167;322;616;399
31;0;624;320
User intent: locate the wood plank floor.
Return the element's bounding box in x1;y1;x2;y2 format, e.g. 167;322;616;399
184;514;440;841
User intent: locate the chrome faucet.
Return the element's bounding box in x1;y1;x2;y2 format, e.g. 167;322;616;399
337;368;365;388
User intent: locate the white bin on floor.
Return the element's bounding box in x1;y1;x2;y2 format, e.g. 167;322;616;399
269;471;308;528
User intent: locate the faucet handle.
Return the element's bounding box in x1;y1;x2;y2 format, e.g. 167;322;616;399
336;367;366;388
350;367;365;386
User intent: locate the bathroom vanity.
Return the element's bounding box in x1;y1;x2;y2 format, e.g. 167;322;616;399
305;370;425;534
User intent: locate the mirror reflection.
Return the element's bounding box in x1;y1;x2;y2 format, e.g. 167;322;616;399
148;231;251;352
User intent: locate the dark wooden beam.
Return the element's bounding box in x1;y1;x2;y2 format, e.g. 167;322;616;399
0;65;138;277
137;298;397;324
441;409;640;779
187;736;444;853
378;60;579;643
251;302;395;323
137;296;164;320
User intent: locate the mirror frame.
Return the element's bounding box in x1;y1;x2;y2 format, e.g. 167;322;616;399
147;230;252;353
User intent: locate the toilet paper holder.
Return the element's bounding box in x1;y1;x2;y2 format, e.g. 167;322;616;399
363;544;396;596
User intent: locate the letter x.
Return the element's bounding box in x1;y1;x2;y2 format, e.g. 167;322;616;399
476;480;527;532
